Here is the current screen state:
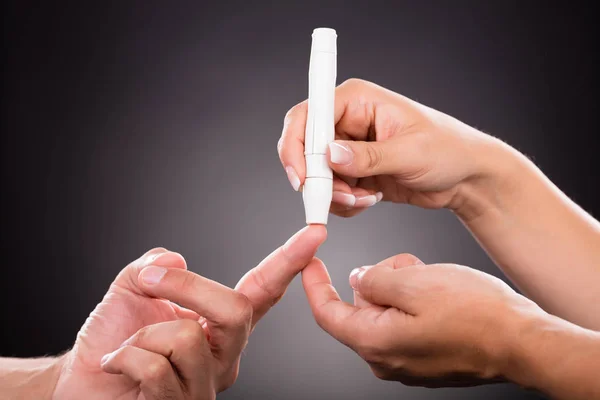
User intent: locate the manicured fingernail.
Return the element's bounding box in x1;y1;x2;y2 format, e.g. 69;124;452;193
349;265;373;289
332;191;356;207
285;166;301;191
375;192;383;202
140;266;167;285
328;142;353;165
355;195;378;208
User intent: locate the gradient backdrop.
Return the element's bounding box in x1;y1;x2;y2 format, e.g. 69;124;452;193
2;2;597;399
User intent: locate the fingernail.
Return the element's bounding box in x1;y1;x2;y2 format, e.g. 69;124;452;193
285;166;301;191
100;352;112;366
355;194;378;208
332;191;356;207
140;266;167;285
329;142;353;165
349;265;373;289
375;192;383;202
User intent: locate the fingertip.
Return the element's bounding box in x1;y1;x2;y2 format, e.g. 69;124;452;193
100;351;117;372
349;265;376;290
332;191;356;207
284;225;327;258
327;141;354;168
146;247;168;254
305;224;328;244
140;247;168;263
152;251;187;270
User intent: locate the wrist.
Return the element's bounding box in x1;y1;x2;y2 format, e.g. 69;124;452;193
498;303;551;389
503;307;600;398
0;352;68;400
451;134;536;224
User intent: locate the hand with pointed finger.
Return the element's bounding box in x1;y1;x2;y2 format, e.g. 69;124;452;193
301;253;547;388
52;225;326;399
278;78;512;220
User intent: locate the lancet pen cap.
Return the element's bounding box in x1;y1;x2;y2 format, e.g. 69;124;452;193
311;28;337;53
303;178;333;225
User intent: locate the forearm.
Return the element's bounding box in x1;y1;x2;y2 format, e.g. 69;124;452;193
504;310;600;400
456;139;600;330
0;355;65;399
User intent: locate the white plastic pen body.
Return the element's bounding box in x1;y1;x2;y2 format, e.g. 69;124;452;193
303;28;337;225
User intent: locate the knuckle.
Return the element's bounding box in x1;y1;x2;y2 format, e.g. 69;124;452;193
393;253;423;268
354;329;398;365
371;366;394;381
250;267;283;307
364;143;384;171
283;101;307;125
129;326;150;347
359;343;386;365
173;320;205;349
228;292;253;327
143;357;171;382
176;271;199;293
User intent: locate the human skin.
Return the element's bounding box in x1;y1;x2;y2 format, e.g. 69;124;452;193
302;253;600;400
278;78;600;330
0;225;326;399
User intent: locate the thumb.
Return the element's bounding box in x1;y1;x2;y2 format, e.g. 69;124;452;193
113;248;187;296
328;139;402;177
349;264;418;314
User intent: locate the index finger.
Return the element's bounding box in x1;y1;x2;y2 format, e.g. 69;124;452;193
301;257;375;348
137;266;252;367
138;267;249;328
235;225;327;328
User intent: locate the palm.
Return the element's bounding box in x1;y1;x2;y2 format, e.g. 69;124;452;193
54;259;183;399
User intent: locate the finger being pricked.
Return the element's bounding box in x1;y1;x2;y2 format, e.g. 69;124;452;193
101;320;216;398
136;266;253;369
235;225;327;328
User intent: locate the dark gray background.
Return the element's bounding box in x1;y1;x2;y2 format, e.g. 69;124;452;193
2;1;597;399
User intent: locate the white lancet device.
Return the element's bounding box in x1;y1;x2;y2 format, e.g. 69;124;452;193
303;27;337;225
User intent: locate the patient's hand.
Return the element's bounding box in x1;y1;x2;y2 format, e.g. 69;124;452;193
51;226;326;399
